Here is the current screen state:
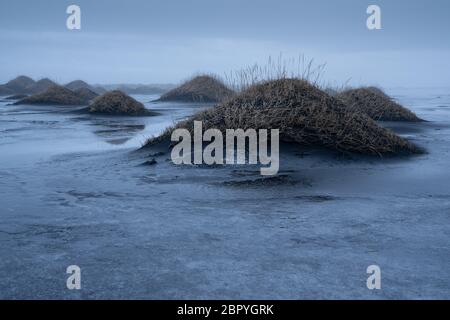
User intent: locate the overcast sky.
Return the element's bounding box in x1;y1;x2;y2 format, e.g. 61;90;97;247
1;0;449;87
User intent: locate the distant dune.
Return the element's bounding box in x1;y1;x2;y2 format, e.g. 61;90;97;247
14;85;90;106
0;76;172;97
27;78;57;94
0;86;14;96
73;87;99;103
0;76;108;97
0;76;59;96
65;80;92;91
0;76;35;95
65;80;106;95
5;94;28;100
337;87;424;122
157;75;234;103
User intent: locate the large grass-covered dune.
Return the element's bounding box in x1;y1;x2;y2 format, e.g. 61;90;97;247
147;79;422;156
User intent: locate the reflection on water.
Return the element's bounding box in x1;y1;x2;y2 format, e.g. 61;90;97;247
88;118;146;145
0;94;213;164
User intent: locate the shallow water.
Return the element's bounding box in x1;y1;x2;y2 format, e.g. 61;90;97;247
0;90;449;299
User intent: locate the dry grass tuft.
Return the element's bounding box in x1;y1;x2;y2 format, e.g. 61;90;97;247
338;87;424;122
145;79;422;156
158;74;234;103
224;54;327;92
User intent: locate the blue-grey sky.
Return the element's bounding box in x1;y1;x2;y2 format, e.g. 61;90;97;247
1;0;449;87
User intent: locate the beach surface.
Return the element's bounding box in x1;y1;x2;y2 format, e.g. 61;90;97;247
0;89;449;299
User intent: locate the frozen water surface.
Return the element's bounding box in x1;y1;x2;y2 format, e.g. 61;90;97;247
0;90;449;299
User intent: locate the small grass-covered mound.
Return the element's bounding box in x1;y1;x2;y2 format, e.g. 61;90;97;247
157;75;234;103
147;79;421;156
74;87;98;103
14;85;87;105
87;90;156;116
338;87;423;122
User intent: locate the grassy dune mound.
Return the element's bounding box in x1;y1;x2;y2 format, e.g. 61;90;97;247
65;80;92;91
6;76;35;92
65;80;106;95
74;87;98;102
0;87;14;96
148;79;421;156
0;76;61;96
14;85;87;105
27;78;58;94
87;90;156;116
158;75;234;103
0;76;35;95
338;87;423;122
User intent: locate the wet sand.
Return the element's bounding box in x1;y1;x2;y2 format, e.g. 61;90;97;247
0;89;449;299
